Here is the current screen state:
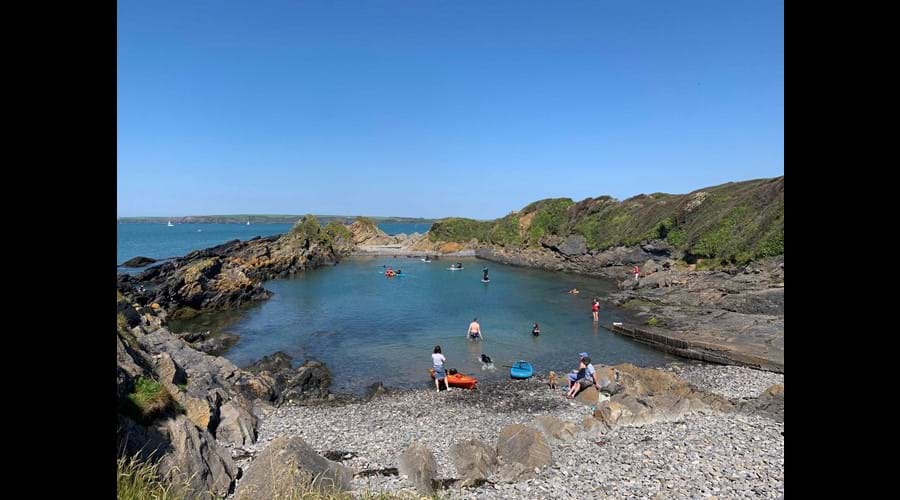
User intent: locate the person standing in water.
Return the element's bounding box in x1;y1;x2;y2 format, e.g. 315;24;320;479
482;267;489;281
432;345;450;392
467;318;483;340
592;298;600;322
532;322;540;336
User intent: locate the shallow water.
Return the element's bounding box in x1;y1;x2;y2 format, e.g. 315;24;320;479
173;256;678;394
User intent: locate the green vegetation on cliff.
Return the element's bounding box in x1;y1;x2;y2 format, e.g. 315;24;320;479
120;377;182;425
430;177;784;264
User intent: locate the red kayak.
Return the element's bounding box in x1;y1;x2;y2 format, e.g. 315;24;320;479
429;368;478;390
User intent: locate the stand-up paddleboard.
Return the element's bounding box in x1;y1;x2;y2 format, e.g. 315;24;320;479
481;279;490;283
421;258;432;263
448;267;464;271
509;360;534;379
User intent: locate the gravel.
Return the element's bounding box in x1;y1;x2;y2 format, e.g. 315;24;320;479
672;364;784;400
231;364;784;499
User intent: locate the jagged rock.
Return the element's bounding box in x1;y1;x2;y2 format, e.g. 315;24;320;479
156;415;236;499
533;415;579;443
496;424;551;479
192;332;240;356
398;440;438;495
216;401;258;447
234;436;351;499
449;439;498;485
155;352;187;386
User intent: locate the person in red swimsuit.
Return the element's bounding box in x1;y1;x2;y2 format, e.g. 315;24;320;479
592;299;600;322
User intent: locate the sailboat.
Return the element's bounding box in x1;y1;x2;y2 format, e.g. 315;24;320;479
167;220;174;227
246;220;251;225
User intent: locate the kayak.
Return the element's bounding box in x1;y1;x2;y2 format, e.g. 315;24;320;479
429;368;478;390
421;259;432;263
448;267;464;271
509;361;534;379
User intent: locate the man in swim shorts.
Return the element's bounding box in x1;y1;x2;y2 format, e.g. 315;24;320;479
467;318;483;339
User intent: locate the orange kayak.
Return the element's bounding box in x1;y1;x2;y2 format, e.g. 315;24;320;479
429;368;478;390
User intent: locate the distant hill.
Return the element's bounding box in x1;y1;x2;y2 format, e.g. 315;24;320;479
428;176;784;265
118;215;435;225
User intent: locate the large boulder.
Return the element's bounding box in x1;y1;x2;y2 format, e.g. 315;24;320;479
449;439;498;486
398;440;439;495
156;415;236;499
496;424;551;480
574;386;600;406
533;415;579;443
234;436;351;499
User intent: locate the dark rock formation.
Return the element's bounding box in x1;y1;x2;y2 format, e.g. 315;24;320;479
120;256;158;267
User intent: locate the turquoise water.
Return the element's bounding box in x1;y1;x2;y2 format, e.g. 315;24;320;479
116;222;430;266
173;256;678;394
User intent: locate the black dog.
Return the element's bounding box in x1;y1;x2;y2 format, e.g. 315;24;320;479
480;354;493;364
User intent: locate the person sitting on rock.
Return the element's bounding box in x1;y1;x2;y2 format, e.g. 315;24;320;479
567;356;598;398
566;359;588;399
568;352;597;388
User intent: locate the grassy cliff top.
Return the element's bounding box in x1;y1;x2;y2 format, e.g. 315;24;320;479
429;176;784;265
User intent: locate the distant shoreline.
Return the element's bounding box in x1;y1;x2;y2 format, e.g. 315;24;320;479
118;215;436;225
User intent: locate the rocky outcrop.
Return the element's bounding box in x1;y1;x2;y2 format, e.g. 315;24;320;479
590;363;736;431
234;436;352;499
118;215;344;317
398;440;439;495
157;415;237;499
120;256;158;267
244;352;332;404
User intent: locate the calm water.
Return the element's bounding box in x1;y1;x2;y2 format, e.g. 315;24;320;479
116;222;431;267
171;256;678;394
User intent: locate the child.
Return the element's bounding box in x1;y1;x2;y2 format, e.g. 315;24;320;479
432;345;450;392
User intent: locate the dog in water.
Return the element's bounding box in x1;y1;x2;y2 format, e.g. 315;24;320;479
480;354;495;371
548;371;558;389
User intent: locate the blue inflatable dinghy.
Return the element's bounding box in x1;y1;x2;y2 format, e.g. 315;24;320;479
509;360;534;379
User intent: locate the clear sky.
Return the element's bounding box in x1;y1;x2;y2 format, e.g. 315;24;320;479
118;0;783;219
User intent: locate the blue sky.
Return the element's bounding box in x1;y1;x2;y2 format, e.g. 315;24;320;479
118;0;783;219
